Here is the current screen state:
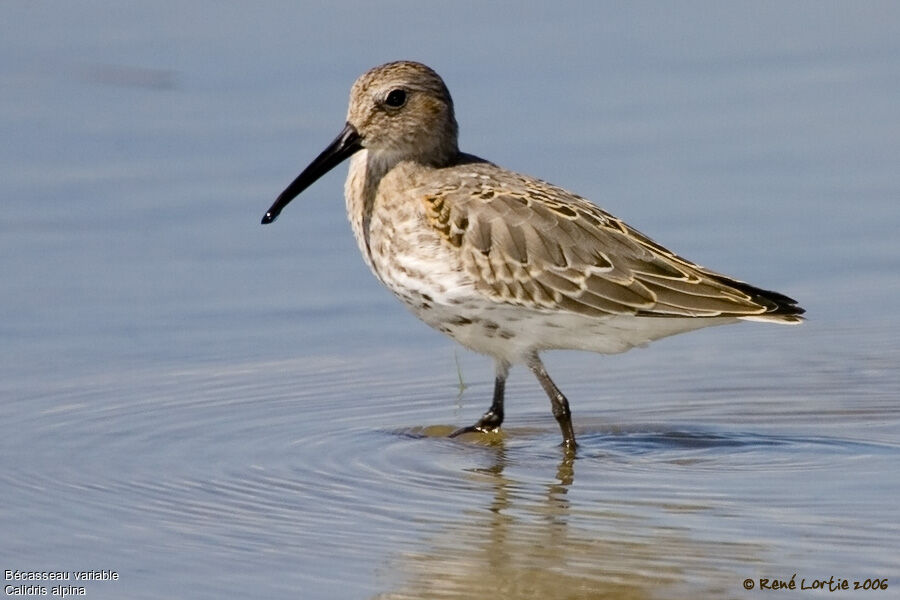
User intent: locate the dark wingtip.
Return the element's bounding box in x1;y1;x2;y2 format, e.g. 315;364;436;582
712;276;806;321
261;211;278;225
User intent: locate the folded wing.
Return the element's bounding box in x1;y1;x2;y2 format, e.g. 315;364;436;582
422;167;804;323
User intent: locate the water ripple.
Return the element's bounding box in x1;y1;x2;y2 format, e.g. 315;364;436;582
3;345;899;597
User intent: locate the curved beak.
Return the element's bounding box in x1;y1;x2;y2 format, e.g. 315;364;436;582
261;122;362;224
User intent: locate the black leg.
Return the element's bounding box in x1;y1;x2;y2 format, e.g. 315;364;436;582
450;360;509;437
527;354;577;450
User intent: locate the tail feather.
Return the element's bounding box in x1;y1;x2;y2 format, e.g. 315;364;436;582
713;276;805;324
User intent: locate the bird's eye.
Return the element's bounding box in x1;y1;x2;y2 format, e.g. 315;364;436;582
384;89;407;108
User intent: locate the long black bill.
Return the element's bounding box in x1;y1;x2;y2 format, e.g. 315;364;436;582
261;122;362;224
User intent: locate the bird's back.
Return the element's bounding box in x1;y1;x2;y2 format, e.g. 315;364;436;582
413;158;803;321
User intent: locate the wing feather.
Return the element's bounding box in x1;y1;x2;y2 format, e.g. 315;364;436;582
421;164;804;321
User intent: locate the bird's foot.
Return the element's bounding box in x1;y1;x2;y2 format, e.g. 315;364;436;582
449;409;503;438
448;423;500;438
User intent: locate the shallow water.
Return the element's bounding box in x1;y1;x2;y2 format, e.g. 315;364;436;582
2;3;899;599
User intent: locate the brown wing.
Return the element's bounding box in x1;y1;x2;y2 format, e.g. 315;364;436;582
422;166;804;322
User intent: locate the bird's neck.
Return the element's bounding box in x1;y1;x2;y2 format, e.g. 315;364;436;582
344;151;393;274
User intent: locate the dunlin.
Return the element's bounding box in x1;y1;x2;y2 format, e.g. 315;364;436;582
262;61;804;449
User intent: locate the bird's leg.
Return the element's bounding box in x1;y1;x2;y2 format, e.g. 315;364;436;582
527;354;577;450
450;359;509;437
